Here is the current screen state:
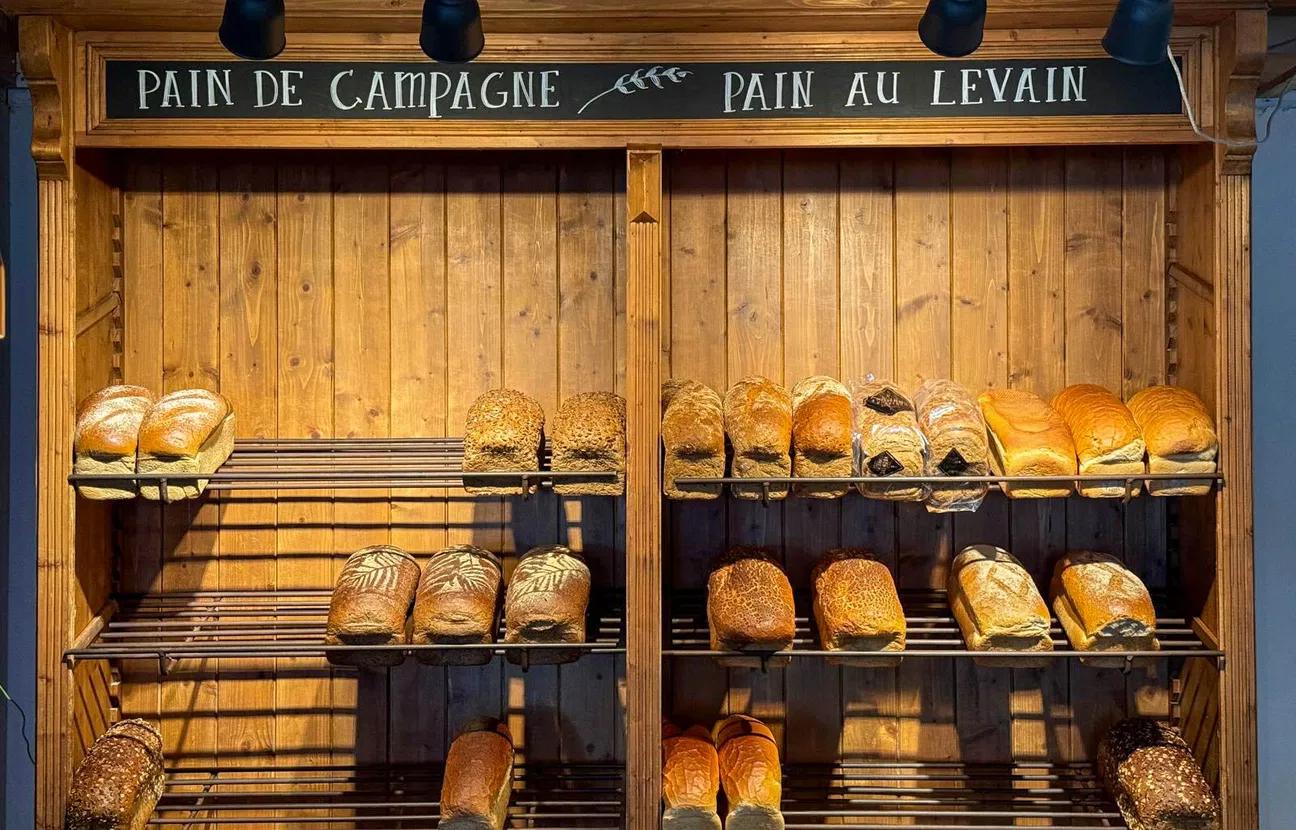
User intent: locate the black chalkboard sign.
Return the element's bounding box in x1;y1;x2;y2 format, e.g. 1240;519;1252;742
105;58;1182;121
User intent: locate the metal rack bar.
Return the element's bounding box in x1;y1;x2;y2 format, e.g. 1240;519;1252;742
672;473;1223;485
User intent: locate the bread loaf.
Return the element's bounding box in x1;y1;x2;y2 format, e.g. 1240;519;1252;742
662;379;726;500
65;719;165;830
790;376;853;498
1052;384;1146;498
503;544;591;665
662;720;722;830
462;389;545;496
1127;386;1218;496
411;545;503;666
551;392;626;496
724;376;792;501
1098;719;1220;830
440;718;515;830
1050;551;1158;667
977;388;1077;498
811;549;905;666
913;379;991;512
136;389;236;501
714;715;784;830
707;548;795;668
948;545;1053;667
852;379;927;501
73;385;156;500
325;545;421;668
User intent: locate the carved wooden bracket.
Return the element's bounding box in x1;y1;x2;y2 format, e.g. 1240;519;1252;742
1218;9;1267;175
18;16;71;180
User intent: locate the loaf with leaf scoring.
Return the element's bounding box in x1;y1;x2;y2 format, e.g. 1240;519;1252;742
411;545;503;666
503;544;591;665
551;392;626;496
462;389;545;496
325;544;421;668
714;715;784;830
73;385;156;500
724;376;793;501
662;720;722;830
136;388;236;502
662;379;726;500
707;548;795;667
790;376;854;499
440;718;515;830
64;719;165;830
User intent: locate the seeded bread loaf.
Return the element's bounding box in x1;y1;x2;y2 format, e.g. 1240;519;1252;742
503;544;591;665
852;379;927;501
1098;719;1220;830
714;715;784;830
136;389;236;501
440;718;515;830
1052;384;1147;498
790;376;854;499
977;388;1077;498
325;545;421;668
662;379;726;500
73;385;156;500
1126;386;1218;496
662;720;722;830
411;545;503;666
707;548;795;668
64;719;165;830
551;392;626;496
811;549;905;666
948;545;1054;667
724;376;792;501
462;389;545;496
1050;551;1158;667
913;379;990;512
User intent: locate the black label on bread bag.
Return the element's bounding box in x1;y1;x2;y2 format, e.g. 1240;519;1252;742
865;388;912;415
868;452;903;477
938;449;970;476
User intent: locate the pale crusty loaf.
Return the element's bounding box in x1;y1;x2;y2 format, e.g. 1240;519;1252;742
411;545;502;666
707;548;795;668
714;715;784;830
462;389;545;496
852;379;927;501
662;720;722;830
663;379;726;500
811;549;905;666
440;718;515;830
73;385;155;500
724;376;792;501
503;544;591;665
1098;719;1220;830
551;392;626;496
1052;384;1147;498
790;376;853;499
65;719;165;830
948;545;1053;667
913;379;990;513
1050;551;1158;667
136;389;236;501
1127;386;1218;496
325;545;421;668
977;388;1077;498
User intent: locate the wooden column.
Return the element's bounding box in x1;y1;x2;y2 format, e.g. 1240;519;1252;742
625;146;663;830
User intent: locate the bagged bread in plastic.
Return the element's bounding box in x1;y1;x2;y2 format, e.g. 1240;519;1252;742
913;379;991;512
851;378;927;501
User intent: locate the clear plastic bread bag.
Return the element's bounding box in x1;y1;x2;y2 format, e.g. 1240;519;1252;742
849;375;929;502
912;379;990;513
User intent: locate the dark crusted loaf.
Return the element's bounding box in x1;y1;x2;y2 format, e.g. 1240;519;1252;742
1098;718;1220;830
65;719;166;830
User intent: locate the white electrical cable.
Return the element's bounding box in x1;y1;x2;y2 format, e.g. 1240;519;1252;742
0;680;36;766
1168;43;1296;148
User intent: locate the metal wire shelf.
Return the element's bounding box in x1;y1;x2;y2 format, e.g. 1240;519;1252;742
151;762;625;828
663;589;1221;672
67;437;620;493
65;590;626;670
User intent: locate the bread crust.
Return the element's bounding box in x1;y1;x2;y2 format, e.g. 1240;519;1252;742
503;544;591;665
462;389;545;495
977;388;1077;498
441;719;514;830
136;389;236;501
724;376;792;501
811;549;905;666
551;391;626;495
662;379;726;500
1052;384;1147;498
852;379;927;501
790;376;853;499
412;545;503;666
707;548;795;667
714;715;784;830
74;387;156;498
1098;719;1220;830
1127;386;1218;496
325;545;421;668
1050;551;1158;667
913;379;990;512
65;719;165;830
663;722;721;830
948;545;1053;667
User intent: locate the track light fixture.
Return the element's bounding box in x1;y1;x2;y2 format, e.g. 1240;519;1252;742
1103;0;1174;65
219;0;286;60
420;0;486;63
917;0;987;58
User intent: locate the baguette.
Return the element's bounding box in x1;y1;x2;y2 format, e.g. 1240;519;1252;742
1050;551;1158;667
714;715;784;830
551;392;626;496
977;388;1077;498
852;379;927;501
1098;719;1220;830
440;718;515;830
1126;386;1218;496
411;545;503;666
913;379;990;512
811;549;905;667
73;385;156;500
462;389;545;496
503;544;591;665
1052;384;1146;498
65;719;165;830
947;545;1053;667
790;376;853;499
662;379;726;500
662;720;722;830
136;389;236;501
707;548;795;668
325;545;421;668
724;376;792;501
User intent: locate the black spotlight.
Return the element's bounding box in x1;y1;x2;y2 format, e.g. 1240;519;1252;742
1103;0;1174;65
219;0;286;61
420;0;485;63
918;0;987;58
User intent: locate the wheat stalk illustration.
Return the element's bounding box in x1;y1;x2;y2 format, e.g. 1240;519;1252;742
576;65;693;116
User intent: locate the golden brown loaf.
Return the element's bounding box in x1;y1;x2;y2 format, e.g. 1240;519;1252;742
462;389;545;496
136;388;236;501
73;385;156;501
662;379;726;500
790;376;854;499
411;545;503;666
977;388;1077;498
724;376;793;501
1051;384;1146;498
913;379;990;512
852;379;927;501
948;545;1053;667
662;721;722;830
65;719;165;830
551;392;626;496
714;715;784;830
1098;719;1220;830
325;545;421;668
440;718;515;830
503;545;591;665
707;548;796;668
1050;551;1158;667
1127;386;1218;496
811;549;905;667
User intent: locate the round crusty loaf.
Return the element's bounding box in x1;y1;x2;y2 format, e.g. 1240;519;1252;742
1098;718;1220;830
65;719;165;830
707;548;795;653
